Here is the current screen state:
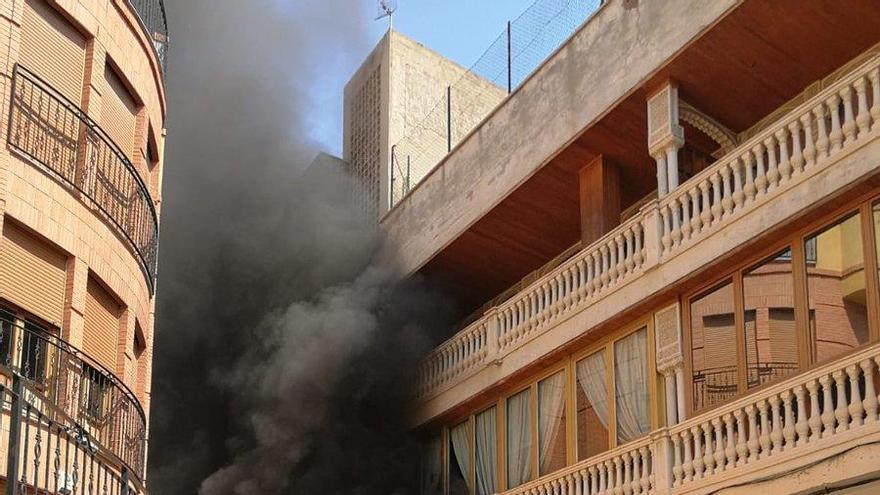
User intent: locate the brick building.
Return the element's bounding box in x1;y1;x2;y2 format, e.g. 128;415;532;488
0;0;167;492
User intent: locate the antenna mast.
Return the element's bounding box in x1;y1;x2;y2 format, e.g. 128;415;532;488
376;0;397;30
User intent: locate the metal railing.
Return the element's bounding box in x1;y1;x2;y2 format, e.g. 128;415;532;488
692;362;800;411
128;0;169;74
390;0;603;208
7;65;159;293
0;314;147;483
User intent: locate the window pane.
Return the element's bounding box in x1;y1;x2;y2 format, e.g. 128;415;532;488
874;202;880;302
21;321;48;384
538;371;566;475
690;280;738;411
0;309;14;367
742;249;799;389
806;213;869;363
449;422;470;495
475;408;497;495
576;351;609;461
614;328;650;444
421;435;442;495
506;389;532;488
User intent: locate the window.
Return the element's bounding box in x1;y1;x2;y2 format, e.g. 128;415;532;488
474;407;497;495
83;364;111;419
0;305;52;385
538;372;566;475
420;435;442;495
614;328;650;444
685;198;880;416
0;309;15;367
575;350;609;460
506;388;531;488
742;250;799;389
690;280;737;411
805;213;869;363
873;201;880;309
20;320;48;383
449;421;470;495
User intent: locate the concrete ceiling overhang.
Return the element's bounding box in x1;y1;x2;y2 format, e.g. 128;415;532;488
383;0;880;320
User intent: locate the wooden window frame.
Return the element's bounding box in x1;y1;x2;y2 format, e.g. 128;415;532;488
0;301;58;387
683;191;880;418
569;318;658;459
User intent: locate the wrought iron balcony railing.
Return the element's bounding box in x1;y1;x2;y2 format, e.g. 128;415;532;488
0;314;147;482
7;64;159;293
128;0;169;74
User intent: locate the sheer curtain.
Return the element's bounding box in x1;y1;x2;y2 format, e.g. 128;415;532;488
451;422;472;492
421;435;442;495
506;389;532;488
614;328;650;444
576;351;609;429
538;372;566;474
475;408;497;495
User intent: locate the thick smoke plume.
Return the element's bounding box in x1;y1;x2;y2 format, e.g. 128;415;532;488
149;1;453;493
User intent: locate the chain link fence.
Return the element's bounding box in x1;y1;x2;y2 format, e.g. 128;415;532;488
390;0;602;207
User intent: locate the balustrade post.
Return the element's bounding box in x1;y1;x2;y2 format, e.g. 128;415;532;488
639;200;662;268
870;67;880;132
651;430;674;495
486;309;500;363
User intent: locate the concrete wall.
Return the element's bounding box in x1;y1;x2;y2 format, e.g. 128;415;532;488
379;0;742;275
344;29;506;218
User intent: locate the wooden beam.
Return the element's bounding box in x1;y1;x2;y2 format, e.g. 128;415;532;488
578;155;621;246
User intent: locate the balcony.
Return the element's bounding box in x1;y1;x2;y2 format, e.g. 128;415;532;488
6;64;159;293
417;49;880;404
127;0;169;74
496;341;880;495
0;315;147;490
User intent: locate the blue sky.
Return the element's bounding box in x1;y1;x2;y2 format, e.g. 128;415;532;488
365;0;535;69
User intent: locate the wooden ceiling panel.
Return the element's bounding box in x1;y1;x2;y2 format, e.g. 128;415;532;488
420;0;880;321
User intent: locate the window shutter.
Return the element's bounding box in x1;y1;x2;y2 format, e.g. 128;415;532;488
20;0;86;104
0;223;67;325
84;277;122;371
101;65;139;159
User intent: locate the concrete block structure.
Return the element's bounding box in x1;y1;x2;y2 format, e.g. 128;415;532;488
0;0;167;492
349;1;880;494
344;30;506;220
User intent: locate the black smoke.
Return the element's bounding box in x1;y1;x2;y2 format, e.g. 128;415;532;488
149;1;453;493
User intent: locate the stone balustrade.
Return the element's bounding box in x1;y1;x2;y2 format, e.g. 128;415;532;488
663;342;880;494
491;342;880;495
496;215;647;353
658;53;880;260
418;320;491;397
503;436;655;495
415;52;880;401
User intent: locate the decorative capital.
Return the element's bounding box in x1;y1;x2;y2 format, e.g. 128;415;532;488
647;81;685;154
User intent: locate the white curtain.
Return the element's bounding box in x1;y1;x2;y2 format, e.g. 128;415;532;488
614;328;650;444
421;435;442;495
451;422;472;492
506;389;532;488
576;351;610;429
475;408;497;495
538;371;566;474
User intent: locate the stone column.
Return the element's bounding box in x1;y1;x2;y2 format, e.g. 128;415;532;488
647;81;685;198
654;303;685;426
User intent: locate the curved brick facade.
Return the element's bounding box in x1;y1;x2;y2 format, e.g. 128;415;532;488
0;0;166;471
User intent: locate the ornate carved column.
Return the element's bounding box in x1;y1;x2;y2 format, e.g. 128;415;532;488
655;302;685;425
647;81;685;197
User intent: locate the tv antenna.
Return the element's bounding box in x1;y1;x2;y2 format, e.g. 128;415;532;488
376;0;397;30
